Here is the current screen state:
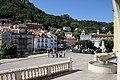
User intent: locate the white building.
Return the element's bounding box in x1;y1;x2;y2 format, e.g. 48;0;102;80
80;35;92;40
80;34;113;48
63;26;71;32
34;31;57;51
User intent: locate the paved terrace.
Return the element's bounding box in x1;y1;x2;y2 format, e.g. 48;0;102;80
0;52;117;80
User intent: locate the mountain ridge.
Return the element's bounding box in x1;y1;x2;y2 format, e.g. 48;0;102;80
0;0;113;33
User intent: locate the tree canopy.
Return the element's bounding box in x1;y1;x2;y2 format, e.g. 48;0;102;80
0;43;17;58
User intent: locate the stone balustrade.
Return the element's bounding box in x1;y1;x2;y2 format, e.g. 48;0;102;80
0;59;72;80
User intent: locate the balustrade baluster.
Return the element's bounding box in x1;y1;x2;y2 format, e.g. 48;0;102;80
30;70;33;78
15;71;22;80
2;75;4;80
55;65;58;72
4;74;7;80
65;64;67;70
64;64;66;70
54;66;56;73
7;74;10;80
44;68;47;75
12;73;15;80
0;76;1;80
51;67;53;73
25;71;29;79
62;64;64;71
32;70;35;78
61;65;63;71
28;70;32;79
52;66;54;73
2;75;5;80
10;73;13;80
67;64;69;70
22;71;26;80
27;70;30;79
1;75;4;80
47;66;51;76
40;68;42;76
23;71;26;80
34;69;37;77
43;68;45;75
37;69;40;77
57;65;59;72
59;65;61;72
63;64;65;71
55;66;57;73
38;68;41;76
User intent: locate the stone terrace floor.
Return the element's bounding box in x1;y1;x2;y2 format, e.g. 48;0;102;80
53;52;117;80
0;51;117;80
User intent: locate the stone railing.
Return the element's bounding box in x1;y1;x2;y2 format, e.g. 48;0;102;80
0;58;72;80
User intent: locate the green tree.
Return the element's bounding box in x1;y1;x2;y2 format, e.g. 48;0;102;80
0;44;7;57
55;30;65;44
101;39;113;52
72;29;81;39
0;43;17;58
75;40;94;49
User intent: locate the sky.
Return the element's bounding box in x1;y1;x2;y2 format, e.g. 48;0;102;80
29;0;113;22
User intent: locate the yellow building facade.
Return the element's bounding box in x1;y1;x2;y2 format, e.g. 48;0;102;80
114;13;118;52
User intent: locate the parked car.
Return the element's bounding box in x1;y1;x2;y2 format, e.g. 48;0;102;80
82;49;94;54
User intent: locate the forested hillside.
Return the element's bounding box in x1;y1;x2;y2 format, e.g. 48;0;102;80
0;0;113;33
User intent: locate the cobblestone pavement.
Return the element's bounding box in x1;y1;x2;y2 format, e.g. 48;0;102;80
0;52;117;80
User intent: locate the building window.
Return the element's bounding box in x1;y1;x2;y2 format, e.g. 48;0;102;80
42;35;44;38
54;40;57;42
37;44;40;48
45;44;47;48
37;39;40;42
45;39;48;43
50;43;53;45
41;39;44;42
14;40;17;44
41;44;44;48
51;40;53;42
